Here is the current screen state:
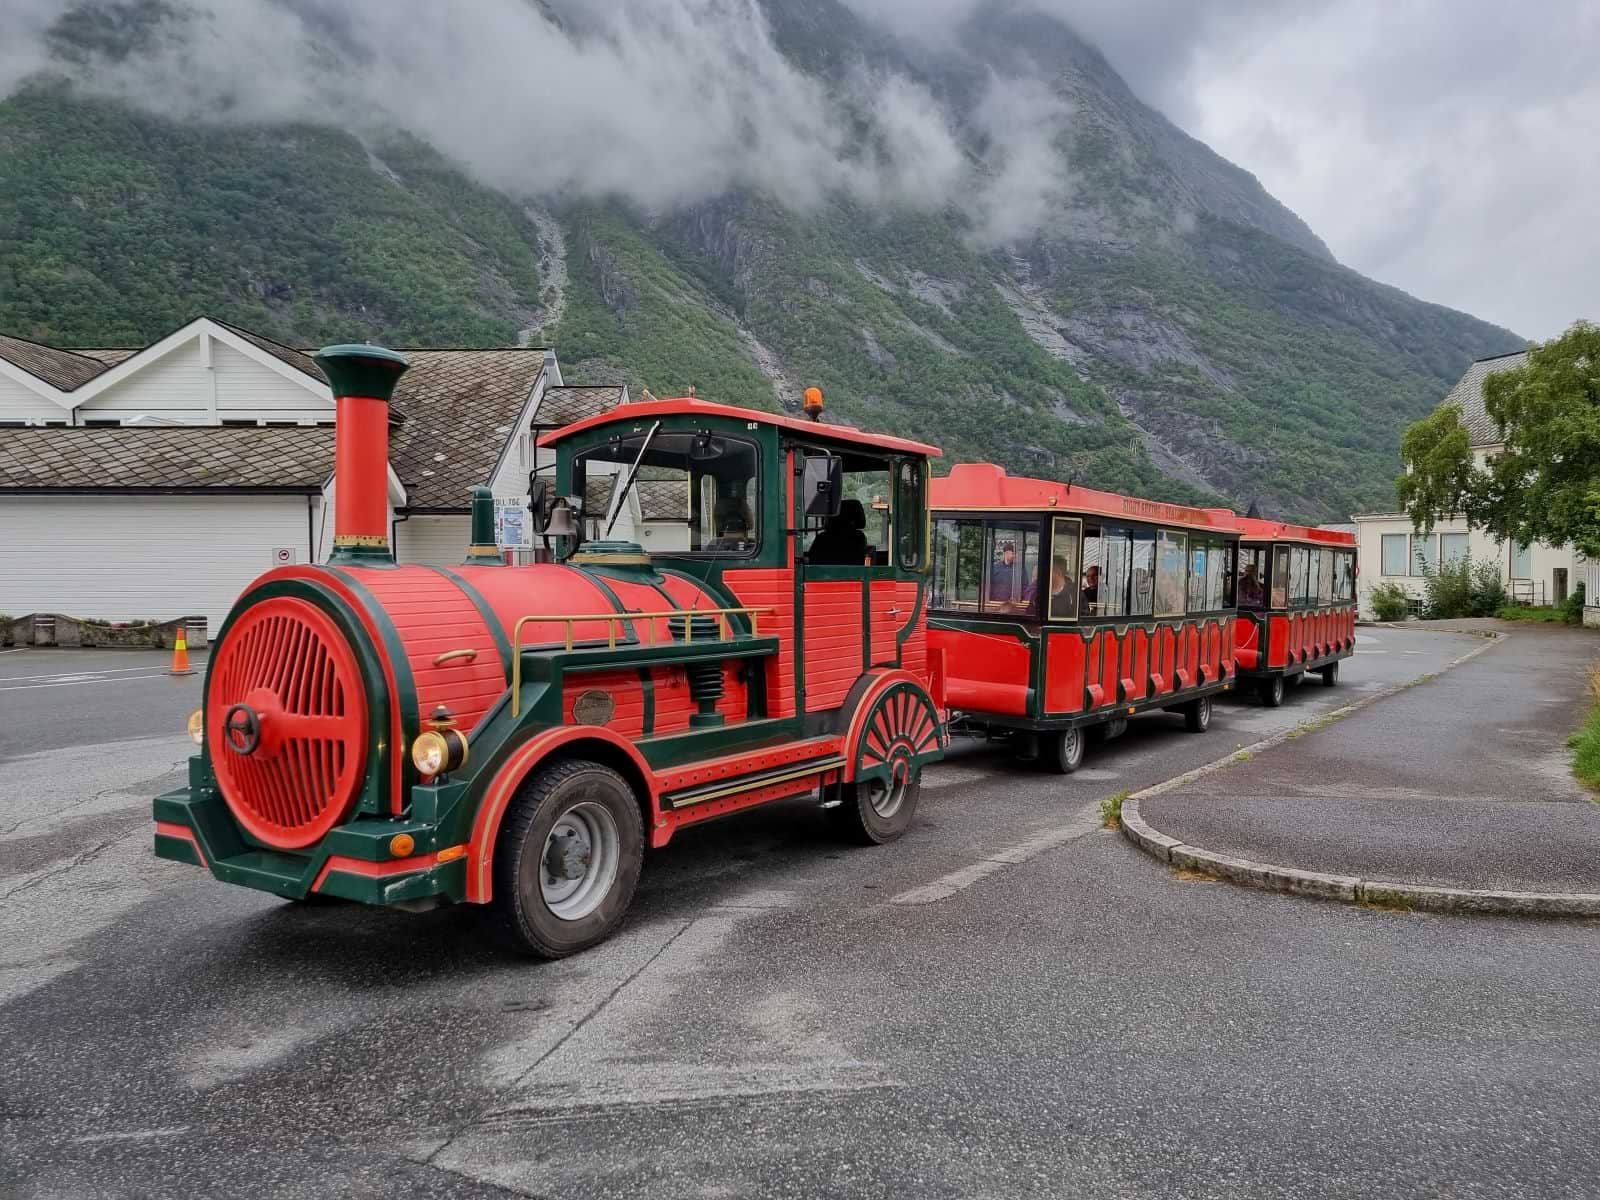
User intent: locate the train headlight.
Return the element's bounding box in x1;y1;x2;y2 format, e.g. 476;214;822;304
187;709;205;746
410;729;467;777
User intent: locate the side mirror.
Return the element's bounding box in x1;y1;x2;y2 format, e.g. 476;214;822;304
529;476;552;533
802;454;843;519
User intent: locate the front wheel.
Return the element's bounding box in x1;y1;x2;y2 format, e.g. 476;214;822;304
1320;662;1339;687
1184;695;1213;733
1042;725;1085;774
1259;676;1285;708
482;759;644;959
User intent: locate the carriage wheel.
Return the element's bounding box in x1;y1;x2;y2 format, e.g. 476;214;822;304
483;759;644;959
1042;726;1085;774
1184;695;1213;733
832;681;940;845
1259;676;1285;707
1320;663;1340;687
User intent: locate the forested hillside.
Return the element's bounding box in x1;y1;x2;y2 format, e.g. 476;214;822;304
0;0;1524;519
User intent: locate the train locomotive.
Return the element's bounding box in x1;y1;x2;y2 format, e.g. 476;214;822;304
154;346;946;957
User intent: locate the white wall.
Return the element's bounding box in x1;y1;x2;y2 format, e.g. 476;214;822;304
74;334;332;425
395;515;471;567
0;494;317;632
1355;512;1579;616
0;372;71;425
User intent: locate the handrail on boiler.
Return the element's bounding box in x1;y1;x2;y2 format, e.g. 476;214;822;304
509;606;774;717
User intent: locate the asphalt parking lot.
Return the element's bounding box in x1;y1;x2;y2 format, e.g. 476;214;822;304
5;627;1600;1198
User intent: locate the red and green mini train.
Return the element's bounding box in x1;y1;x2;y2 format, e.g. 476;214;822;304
1230;517;1358;706
927;463;1243;773
152;344;1361;955
154;347;945;957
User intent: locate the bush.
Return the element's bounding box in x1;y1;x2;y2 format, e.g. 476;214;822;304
1469;560;1507;616
1570;665;1600;792
1369;581;1412;621
1562;580;1587;626
1417;555;1507;619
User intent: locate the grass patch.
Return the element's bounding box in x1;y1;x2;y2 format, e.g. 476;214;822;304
1496;604;1566;624
1171;866;1220;883
1100;789;1130;829
1570;666;1600;794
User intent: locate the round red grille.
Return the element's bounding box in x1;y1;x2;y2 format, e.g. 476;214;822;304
208;596;369;850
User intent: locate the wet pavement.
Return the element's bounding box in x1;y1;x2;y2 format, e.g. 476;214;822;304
1142;622;1600;893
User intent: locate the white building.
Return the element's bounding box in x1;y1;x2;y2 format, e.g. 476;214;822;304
0;318;633;631
1353;350;1588;618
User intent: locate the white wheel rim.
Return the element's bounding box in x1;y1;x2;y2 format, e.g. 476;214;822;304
539;801;620;921
1063;728;1082;765
867;771;909;819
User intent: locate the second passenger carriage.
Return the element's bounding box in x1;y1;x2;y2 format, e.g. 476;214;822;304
927;464;1241;773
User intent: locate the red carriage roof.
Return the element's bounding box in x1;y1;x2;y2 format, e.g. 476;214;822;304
930;463;1240;536
1234;517;1356;548
538;396;941;458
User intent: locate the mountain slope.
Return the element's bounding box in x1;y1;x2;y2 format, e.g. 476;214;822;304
0;2;1524;520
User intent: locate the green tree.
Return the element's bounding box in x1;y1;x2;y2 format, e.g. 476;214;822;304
1398;321;1600;556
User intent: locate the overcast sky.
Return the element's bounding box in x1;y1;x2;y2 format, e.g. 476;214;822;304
848;0;1598;341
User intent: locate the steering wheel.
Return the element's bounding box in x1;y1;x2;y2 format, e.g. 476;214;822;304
222;703;262;756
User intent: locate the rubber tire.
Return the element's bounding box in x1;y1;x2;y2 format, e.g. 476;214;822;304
1091;717;1129;744
830;772;922;846
1184;695;1213;733
1259;676;1285;708
481;759;644;959
1042;726;1085;774
1320;662;1339;687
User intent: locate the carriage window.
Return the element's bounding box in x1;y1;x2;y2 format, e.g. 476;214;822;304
1082;529;1104;616
1048;517;1082;621
575;430;759;555
1208;541;1234;610
1307;549;1322;607
895;460;924;569
1341;551;1357;600
985;524;1041;616
931;519;982;610
1094;527;1132;618
1187;542;1208;613
1155;531;1187;617
1317;549;1336;604
1237;547;1267;609
1129;531;1155;617
1290;546;1310;606
1271;546;1290;609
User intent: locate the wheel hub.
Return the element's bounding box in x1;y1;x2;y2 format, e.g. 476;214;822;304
545;827;591;882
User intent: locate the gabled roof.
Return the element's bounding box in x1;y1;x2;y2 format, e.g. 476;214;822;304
0;426;334;492
384;348;546;509
0;334;112;391
1441;349;1530;448
537;386;627;427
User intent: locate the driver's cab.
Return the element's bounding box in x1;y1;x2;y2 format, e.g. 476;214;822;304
539;394;939;731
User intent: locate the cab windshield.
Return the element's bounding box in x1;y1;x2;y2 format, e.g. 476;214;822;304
574;430;760;556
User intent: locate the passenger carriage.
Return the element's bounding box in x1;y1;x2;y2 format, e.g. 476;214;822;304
927;463;1240;773
1231;518;1358;706
154;349;945;958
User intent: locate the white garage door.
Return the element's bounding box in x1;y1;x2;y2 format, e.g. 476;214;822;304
0;494;316;634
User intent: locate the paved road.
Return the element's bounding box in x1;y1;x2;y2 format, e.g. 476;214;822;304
11;627;1600;1198
0;648;206;757
1143;623;1600;893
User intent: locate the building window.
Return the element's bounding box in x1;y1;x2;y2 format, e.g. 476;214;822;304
1440;532;1469;567
1511;541;1532;579
82;418;121;427
1380;534;1408;577
1410;533;1437;576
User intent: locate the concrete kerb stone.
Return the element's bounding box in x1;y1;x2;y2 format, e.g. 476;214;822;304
1114;631;1600;919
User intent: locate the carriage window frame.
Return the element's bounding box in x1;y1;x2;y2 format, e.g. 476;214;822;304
1271;546;1291;609
1207;540;1234;611
984;522;1042;617
929;516;1044;619
1317;548;1336;605
1237;545;1268;610
1128;529;1156;617
1290;545;1310;606
1091;525;1132;619
1155;530;1188;618
1047;517;1083;622
931;517;982;612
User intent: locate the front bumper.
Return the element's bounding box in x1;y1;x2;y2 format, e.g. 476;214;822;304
152;763;468;906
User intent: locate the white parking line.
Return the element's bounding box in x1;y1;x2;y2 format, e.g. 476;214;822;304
3;664;180;683
0;673;174;692
890;801;1104;905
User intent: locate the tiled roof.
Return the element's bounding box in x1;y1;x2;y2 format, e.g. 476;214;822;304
71;349;140;365
583;472;617;515
635;478;688;521
0;426;334;491
381;348;545;510
1439;350;1530;448
0;334;113;391
537;386;626;427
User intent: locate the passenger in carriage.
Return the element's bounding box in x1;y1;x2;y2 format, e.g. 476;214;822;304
988;540;1022;603
1238;561;1264;607
1081;563;1100;612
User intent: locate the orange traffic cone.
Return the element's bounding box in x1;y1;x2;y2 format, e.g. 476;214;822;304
169;624;196;677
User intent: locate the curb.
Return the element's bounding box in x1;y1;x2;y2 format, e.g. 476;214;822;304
1119;631;1600;919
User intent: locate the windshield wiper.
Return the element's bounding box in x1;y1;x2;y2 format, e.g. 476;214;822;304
604;420;662;538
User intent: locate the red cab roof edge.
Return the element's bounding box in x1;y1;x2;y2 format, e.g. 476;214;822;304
537;396;941;457
1235;516;1356;547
